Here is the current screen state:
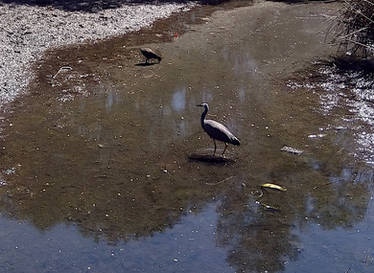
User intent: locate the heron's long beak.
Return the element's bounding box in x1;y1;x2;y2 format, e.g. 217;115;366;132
196;104;203;107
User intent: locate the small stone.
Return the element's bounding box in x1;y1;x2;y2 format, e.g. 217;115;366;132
280;146;303;155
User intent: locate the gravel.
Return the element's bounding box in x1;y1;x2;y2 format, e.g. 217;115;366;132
0;1;195;109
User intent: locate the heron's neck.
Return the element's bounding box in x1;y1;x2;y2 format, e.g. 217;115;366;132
200;107;208;128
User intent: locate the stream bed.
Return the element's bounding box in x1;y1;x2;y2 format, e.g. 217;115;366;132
0;1;373;272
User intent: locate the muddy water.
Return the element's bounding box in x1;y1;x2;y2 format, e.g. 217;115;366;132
1;1;374;273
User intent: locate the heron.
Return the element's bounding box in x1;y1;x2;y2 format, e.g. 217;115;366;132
197;103;240;156
139;48;162;64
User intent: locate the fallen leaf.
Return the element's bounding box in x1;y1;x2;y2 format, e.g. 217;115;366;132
261;183;287;192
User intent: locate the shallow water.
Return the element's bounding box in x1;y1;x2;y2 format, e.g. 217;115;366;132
1;1;374;272
288;61;374;165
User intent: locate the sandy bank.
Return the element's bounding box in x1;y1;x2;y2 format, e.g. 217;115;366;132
0;1;194;109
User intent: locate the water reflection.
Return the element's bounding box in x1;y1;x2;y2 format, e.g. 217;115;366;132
238;86;246;103
171;87;186;112
0;203;233;273
0;1;372;273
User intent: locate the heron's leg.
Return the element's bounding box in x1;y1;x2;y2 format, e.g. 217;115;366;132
222;143;228;156
213;139;217;156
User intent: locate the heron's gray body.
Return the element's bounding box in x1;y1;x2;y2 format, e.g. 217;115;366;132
203;120;240;145
198;103;240;156
140;48;161;63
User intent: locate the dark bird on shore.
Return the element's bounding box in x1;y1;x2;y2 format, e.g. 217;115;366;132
140;48;162;64
197;103;240;156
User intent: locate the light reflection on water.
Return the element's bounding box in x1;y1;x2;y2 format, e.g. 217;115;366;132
171;87;186;112
288;62;374;165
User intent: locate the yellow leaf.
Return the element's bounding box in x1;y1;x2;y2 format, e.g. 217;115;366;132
261;183;287;192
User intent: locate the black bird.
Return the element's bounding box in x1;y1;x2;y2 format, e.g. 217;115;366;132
197;103;240;156
140;48;162;64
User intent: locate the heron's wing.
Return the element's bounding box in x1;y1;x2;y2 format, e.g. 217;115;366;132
204;120;237;143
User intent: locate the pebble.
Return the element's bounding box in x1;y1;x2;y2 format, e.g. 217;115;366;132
280;145;303;155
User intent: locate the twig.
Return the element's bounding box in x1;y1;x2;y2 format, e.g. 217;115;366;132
355;9;374;25
363;0;374;6
251;189;264;198
206;176;234;186
335;27;368;40
343;38;374;50
53;66;72;79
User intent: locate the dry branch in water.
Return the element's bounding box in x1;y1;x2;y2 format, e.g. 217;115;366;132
331;0;374;56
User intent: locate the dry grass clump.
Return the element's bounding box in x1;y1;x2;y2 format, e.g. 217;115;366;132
332;0;374;57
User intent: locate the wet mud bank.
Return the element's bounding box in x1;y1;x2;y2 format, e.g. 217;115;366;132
0;0;194;111
1;1;374;273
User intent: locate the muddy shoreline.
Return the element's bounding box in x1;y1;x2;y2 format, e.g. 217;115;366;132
0;1;195;111
0;0;251;133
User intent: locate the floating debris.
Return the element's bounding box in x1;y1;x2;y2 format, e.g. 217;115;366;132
3;167;16;175
256;201;280;212
308;134;326;138
334;126;347;131
0;175;7;186
261;183;287;192
280;145;303;155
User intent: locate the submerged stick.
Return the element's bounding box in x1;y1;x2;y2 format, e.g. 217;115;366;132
206;176;235;186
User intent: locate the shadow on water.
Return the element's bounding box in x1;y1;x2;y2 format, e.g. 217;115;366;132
0;1;374;273
135;62;158;67
188;153;236;164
